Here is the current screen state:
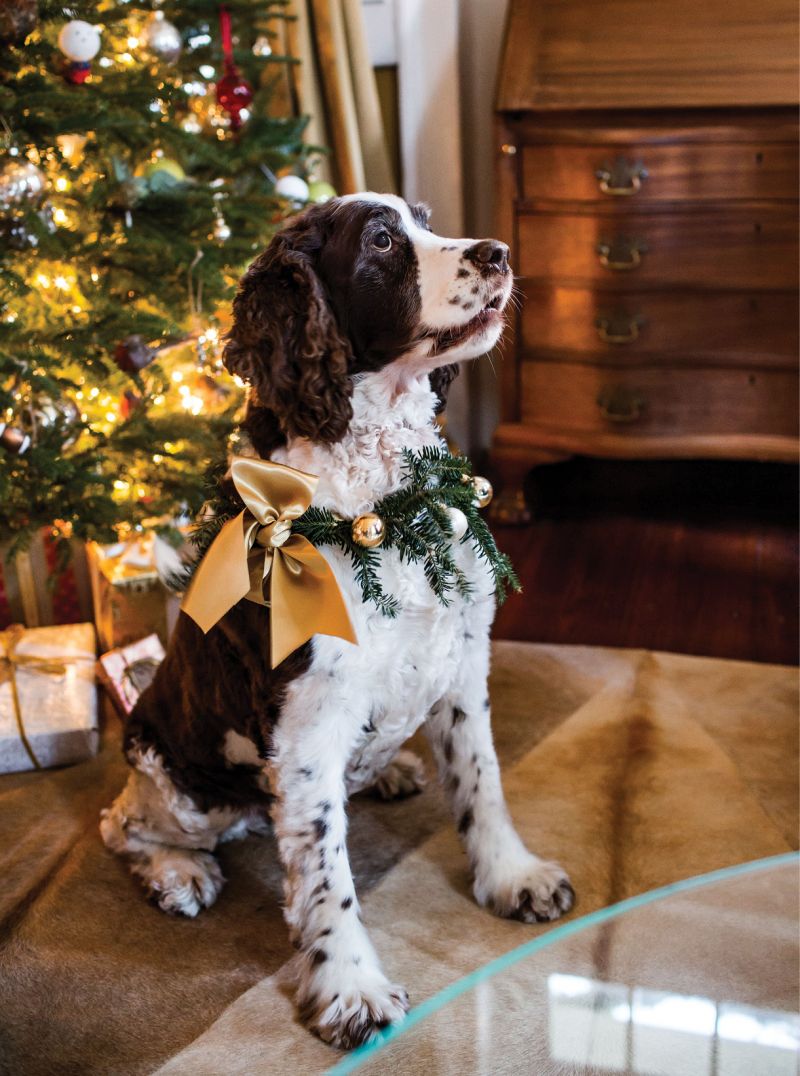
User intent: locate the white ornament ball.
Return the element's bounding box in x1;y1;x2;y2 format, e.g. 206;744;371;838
143;13;182;64
57;20;101;63
274;175;309;205
444;506;468;541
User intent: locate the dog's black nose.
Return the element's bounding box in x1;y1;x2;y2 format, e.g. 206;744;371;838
465;239;509;273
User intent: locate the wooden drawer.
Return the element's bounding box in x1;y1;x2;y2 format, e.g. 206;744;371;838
520;286;799;367
521;362;799;439
517;210;799;290
521;143;799;203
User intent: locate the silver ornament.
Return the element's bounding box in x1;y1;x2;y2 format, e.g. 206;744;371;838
143;13;182;63
0;160;48;215
252;35;272;57
0;422;31;455
21;394;81;449
212;213;231;241
471;475;493;509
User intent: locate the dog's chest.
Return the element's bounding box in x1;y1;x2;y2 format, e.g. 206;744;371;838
304;541;495;792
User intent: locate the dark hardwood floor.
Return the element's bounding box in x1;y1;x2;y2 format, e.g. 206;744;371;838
491;459;798;666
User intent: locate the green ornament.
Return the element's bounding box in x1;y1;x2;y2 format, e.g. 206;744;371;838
142;159;186;191
307;180;337;204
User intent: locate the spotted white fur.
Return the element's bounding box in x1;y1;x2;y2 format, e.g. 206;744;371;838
101;195;573;1050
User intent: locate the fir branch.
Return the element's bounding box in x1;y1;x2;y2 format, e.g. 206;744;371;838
178;448;519;616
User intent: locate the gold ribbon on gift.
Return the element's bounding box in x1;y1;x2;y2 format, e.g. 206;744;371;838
0;625;73;770
181;456;358;667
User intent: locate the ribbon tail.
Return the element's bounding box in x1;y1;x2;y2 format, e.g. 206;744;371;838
182;512;254;632
269;537;358;667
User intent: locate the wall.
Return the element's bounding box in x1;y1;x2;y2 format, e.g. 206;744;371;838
362;0;511;455
457;0;511;457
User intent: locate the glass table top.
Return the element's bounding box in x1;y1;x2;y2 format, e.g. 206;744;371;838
329;853;799;1076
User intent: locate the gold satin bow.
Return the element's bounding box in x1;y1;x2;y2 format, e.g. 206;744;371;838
1;625;73;770
181;456;357;667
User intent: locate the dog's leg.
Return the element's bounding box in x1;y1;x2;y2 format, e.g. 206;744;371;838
425;635;575;923
100;748;233;917
270;706;409;1049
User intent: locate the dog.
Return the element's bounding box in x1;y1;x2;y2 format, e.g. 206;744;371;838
100;193;574;1049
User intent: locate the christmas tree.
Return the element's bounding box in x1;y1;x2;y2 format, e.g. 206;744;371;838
0;0;322;556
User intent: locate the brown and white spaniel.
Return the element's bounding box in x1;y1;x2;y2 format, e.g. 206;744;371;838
101;194;574;1050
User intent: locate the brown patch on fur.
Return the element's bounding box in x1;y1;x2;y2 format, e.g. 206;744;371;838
429;363;460;415
223;209;356;450
124;606;311;813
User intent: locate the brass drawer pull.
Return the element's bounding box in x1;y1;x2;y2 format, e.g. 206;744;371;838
597;236;648;271
597;386;644;424
595;313;644;345
595;157;648;196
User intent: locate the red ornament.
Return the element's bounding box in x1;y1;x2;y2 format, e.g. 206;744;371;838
215;70;253;129
119;389;143;419
215;6;253;131
114;334;156;374
66;61;92;85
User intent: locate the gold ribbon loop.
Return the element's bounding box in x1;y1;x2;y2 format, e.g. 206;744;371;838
181;457;358;667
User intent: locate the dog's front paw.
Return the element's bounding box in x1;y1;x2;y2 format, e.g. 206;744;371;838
298;961;409;1050
480;858;575;923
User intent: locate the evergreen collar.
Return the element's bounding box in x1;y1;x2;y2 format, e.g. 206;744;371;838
190;447;520;616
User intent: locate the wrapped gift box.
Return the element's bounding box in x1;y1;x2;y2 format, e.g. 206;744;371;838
96;633;165;717
0;622;98;774
0;529;93;629
87;535;182;652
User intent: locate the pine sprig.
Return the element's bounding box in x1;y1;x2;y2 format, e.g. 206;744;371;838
183;447;521;615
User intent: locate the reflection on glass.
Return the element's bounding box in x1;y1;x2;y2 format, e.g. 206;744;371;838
717;1002;800;1076
631;988;716;1075
549;974;629;1071
547;974;799;1075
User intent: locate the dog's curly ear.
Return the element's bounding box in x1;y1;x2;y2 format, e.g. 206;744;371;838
429;363;460;415
223;210;354;444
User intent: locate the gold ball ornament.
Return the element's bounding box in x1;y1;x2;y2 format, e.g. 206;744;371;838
471;475;493;509
352;513;385;549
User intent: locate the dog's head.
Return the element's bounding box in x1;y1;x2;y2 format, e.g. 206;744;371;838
223;193;512;447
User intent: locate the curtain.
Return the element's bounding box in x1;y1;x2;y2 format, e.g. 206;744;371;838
269;0;397;195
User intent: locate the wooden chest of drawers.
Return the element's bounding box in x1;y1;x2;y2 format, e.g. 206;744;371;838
491;2;799;520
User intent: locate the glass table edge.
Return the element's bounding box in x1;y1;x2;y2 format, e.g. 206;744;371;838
326;851;800;1075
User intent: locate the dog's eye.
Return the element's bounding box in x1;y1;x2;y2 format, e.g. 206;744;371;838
372;231;392;252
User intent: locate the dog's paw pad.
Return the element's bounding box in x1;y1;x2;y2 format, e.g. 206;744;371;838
300;972;409;1050
372;750;426;801
488;859;575;924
